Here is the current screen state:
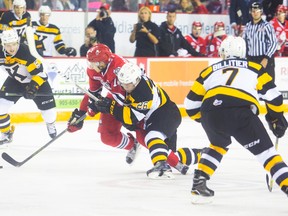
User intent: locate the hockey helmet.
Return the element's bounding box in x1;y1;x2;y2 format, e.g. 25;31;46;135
192;21;202;29
39;5;52;15
219;36;246;59
117;62;142;85
86;44;112;65
214;21;225;32
1;29;20;46
249;2;263;12
276;5;286;13
13;0;26;7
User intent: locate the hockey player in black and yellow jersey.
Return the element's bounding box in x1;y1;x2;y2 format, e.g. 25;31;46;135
0;0;31;43
185;36;288;204
0;29;57;145
90;62;201;179
31;5;77;57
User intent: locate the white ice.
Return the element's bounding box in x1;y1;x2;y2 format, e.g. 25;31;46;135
0;116;288;216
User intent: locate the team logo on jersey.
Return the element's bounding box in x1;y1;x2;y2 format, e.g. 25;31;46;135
213;99;222;106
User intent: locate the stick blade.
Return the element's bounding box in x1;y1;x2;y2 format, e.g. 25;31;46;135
266;174;272;192
2;152;22;167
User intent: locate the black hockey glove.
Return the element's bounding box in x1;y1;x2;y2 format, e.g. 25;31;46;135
95;97;116;114
265;114;288;138
87;90;102;117
67;109;86;132
65;47;77;57
23;80;39;99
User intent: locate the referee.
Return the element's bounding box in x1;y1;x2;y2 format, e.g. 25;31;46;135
243;2;277;82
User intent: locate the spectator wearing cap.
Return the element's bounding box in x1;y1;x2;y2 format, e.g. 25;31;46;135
158;10;200;57
243;2;277;81
87;3;116;52
184;21;206;56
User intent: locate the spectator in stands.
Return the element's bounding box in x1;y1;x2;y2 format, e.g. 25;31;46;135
88;3;116;52
270;4;288;56
112;0;128;11
205;21;227;57
158;10;200;57
0;0;31;43
229;0;250;36
185;21;206;56
129;6;160;57
32;5;77;57
206;0;222;14
55;0;76;10
263;0;283;22
159;0;178;12
176;0;193;13
80;26;98;57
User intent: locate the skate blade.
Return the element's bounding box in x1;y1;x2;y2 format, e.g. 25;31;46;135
147;171;175;180
191;194;213;205
127;145;142;166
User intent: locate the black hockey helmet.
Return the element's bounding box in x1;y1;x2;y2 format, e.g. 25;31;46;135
249;2;263;12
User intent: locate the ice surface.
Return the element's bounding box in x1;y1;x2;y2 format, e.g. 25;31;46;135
0;117;287;216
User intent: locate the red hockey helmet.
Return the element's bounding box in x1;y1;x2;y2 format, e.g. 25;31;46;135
276;5;286;13
214;21;225;32
192;21;202;29
86;43;112;64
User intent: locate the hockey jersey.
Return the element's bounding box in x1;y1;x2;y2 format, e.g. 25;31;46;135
270;17;288;56
184;34;206;56
0;44;47;86
184;58;285;122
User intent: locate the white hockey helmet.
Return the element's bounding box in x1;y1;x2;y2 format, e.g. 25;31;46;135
39;5;52;15
117;62;142;85
1;29;19;45
219;35;246;59
13;0;26;7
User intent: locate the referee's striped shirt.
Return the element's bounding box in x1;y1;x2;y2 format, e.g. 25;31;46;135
243;19;277;58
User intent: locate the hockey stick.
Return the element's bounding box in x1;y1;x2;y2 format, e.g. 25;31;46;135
1;114;87;167
265;137;279;192
4;92;85;97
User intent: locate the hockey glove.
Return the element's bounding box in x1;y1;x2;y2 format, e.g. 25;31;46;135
67;109;86;132
95;97;116;114
65;47;77;57
23;80;39;99
87;90;102;117
265;114;288;138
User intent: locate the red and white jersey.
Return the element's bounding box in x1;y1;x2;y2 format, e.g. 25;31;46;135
270;17;288;56
184;34;206;55
80;54;129;111
204;33;227;57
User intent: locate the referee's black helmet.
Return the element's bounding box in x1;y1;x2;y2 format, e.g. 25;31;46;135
250;2;263;11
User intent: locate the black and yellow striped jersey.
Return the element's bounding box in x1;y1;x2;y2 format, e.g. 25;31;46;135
0;44;47;86
184;58;285;122
113;75;170;126
31;21;66;57
0;10;31;43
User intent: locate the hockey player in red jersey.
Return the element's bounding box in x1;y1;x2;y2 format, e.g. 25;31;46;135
204;21;227;57
184;21;206;56
67;44;199;174
270;5;288;56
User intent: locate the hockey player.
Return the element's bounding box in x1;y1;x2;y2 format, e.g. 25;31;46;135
204;21;227;57
184;21;206;56
185;36;288;204
0;29;57;145
67;44;200;176
270;5;288;56
0;0;31;43
88;61;202;179
31;6;77;57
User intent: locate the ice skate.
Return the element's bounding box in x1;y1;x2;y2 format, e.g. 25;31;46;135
0;125;15;146
147;161;174;179
174;161;189;175
46;122;57;138
126;133;141;165
191;169;214;204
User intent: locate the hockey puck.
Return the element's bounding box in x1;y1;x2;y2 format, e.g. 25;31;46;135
0;166;3;169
